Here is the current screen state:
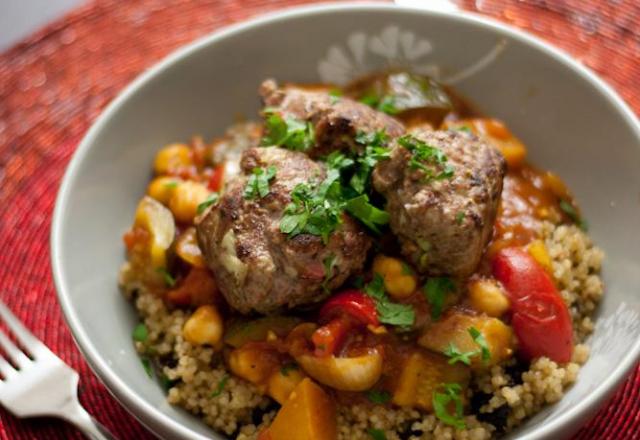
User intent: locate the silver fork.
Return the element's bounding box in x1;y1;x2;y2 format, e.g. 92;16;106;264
0;300;115;439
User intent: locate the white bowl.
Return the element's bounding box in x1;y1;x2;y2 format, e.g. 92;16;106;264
51;3;640;439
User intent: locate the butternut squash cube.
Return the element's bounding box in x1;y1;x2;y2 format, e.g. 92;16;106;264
392;350;469;410
269;378;337;440
418;312;514;369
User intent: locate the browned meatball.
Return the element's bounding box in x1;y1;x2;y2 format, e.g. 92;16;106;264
196;147;372;314
260;79;404;158
373;130;506;277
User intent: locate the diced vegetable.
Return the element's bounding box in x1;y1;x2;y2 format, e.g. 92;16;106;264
526;240;553;274
418;312;513;369
182;305;223;347
133;196;176;268
492;247;573;363
318;290;379;326
154;143;192;175
175;227;206;268
392;350;469;410
268;378;337;440
467;279;510;317
295;348;383;392
168;181;212;223
268;366;306;404
372;255;417;299
147;176;182;205
166;267;217;306
207;164;225;192
228;344;281;386
311;316;352;357
224;316;302;348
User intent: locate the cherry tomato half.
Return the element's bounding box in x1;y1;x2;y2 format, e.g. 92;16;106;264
318;290;379;327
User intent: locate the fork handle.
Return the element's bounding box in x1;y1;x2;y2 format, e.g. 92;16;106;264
63;404;117;440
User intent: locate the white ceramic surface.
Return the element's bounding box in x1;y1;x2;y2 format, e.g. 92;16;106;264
51;3;640;440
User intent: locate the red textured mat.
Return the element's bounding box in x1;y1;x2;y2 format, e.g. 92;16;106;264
0;0;638;439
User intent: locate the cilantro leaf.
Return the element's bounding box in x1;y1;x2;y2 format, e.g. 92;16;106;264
140;357;153;378
468;327;491;362
322;254;337;293
366;389;391;404
424;277;455;320
211;375;229;397
559;199;588;231
433;383;465;429
365;274;415;327
132;323;148;343
197;193;219;215
444;343;476;366
261;109;315;151
367;428;387;440
398;134;454;181
345;195;389;234
244;166;277;199
156;267;176;287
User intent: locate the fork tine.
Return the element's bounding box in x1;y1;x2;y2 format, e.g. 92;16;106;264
0;329;30;368
0;355;16;379
0;301;46;356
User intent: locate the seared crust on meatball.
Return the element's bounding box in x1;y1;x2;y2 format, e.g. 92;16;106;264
260;79;404;158
196;147;372;314
373;130;506;277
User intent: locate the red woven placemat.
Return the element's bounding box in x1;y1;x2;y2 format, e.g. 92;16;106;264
0;1;638;439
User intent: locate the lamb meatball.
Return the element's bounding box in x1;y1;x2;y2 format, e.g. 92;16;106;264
373;130;506;277
260;79;404;158
196;147;372;314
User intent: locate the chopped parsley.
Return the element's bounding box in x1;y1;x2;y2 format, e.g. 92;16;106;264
261;108;315;151
559;199;588;231
322;254;337;293
211;375;229;397
280;363;298;376
244;166;277;199
345;195;390;234
423;277;455;320
140;357;153;378
433;383;465;429
468;326;491;362
156;267;176;287
359;92;400;116
196;192;219;215
456;211;465;225
160;374;178;391
132;323;148;343
367;428;387;440
397;134;454;181
349;131;391;194
444;327;491;365
163;180;179;189
328;88;343;104
365;274;415;327
366;389;391;405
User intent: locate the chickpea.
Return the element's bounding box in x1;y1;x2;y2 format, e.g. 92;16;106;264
169;181;211;223
468;279;510;317
154;143;191;175
147;176;182;205
182;305;223;346
372;255;417;298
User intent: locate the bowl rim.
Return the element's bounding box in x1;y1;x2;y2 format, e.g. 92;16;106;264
51;2;640;439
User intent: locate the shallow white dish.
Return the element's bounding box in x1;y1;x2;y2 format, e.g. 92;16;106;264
51;3;640;439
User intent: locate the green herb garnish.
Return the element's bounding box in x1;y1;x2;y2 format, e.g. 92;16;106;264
424;277;455;320
156;267;176;287
366;389;391;405
468;326;491;361
444;343;476;366
140;357;153;378
280;363;298;377
197;192;219;215
163;181;179;189
244;166;277;199
322;254;337;293
559;199;588;231
365;274;415;327
398;134;454;181
132;323;148;343
211;375;229;397
367;428;387;440
456;211;465;225
345;195;390;234
262;109;315;151
433;383;465;429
